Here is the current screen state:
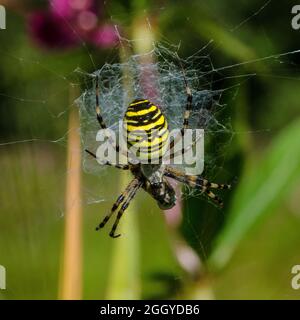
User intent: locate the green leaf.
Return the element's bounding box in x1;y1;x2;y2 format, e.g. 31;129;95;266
209;117;300;270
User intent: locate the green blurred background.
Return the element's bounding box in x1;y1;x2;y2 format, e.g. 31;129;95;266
1;0;300;300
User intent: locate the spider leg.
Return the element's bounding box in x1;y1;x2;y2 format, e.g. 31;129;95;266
164;166;230;207
204;189;224;207
184;174;231;190
94;75;122;154
167;131;203;161
175;54;193;131
182;72;193;131
109;179;142;238
85;149;130;170
95;75;107;129
167;64;193;160
95;178;141;233
164;166;231;189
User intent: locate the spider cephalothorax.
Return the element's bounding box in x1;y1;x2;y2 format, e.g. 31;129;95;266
85;75;231;238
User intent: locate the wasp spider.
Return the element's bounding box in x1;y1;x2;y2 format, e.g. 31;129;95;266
85;75;231;238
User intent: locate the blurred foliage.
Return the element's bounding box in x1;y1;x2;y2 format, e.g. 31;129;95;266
0;0;300;300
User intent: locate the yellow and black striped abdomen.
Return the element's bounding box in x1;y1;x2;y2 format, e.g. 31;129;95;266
123;99;169;162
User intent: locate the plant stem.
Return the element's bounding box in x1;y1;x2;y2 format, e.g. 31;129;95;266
59;85;82;300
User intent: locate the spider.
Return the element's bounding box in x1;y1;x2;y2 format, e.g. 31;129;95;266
85;74;231;238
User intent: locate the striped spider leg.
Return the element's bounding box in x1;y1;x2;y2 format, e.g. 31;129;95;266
85;149;130;170
164;64;230;200
85;75;143;238
89;74;128;155
96;177;142;238
85;149;142;238
167;64;193;161
164;166;231;207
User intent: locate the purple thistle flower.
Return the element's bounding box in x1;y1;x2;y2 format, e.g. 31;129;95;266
91;24;119;48
28;0;118;50
50;0;75;19
28;10;79;50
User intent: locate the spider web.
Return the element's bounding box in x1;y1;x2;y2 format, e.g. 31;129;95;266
77;41;232;176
